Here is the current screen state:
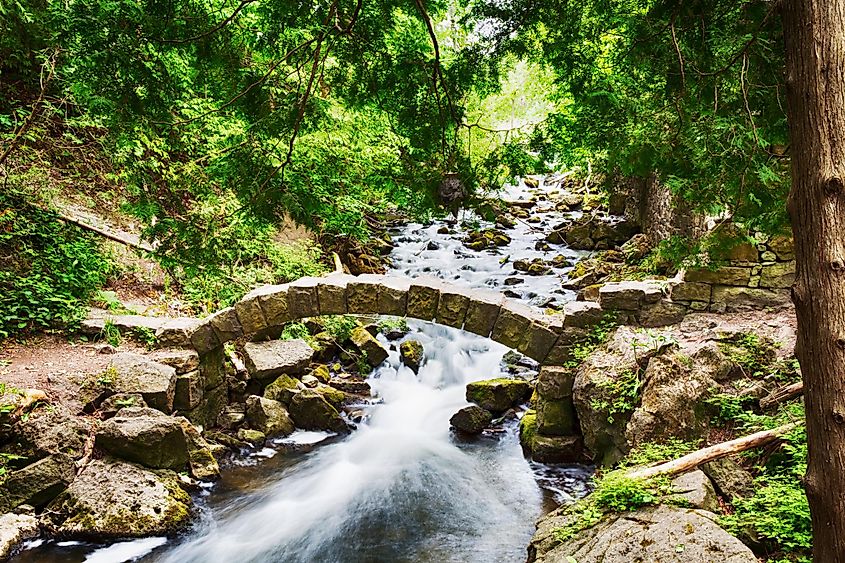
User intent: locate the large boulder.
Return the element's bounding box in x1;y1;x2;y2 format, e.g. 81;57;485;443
465;378;531;414
530;504;757;563
573;327;670;466
47;458;193;538
289;390;348;433
0;513;39;559
245;395;295;437
449;405;493;435
95;407;189;471
399;340;424;373
624;351;716;448
102;353;178;412
242;339;314;380
0;453;76;512
349;327;389;367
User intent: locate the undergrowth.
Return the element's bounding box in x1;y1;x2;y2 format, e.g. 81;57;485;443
0;191;113;339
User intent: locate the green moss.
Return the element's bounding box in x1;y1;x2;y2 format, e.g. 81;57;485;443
519;410;538;449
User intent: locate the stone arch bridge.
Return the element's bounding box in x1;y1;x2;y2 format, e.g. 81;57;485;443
174;273;669;365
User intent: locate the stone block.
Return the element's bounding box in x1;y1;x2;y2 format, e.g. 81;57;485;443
200;346;226;390
437;288;471;328
317;275;351;315
189;322;220;355
530;434;583;463
562;300;603;328
378;277;410;316
637;300;688;328
243;339;315;380
685;266;751;286
535;398;577;436
670;282;711;302
234;295;267;335
598;281;663;310
208;307;243;343
178;383;227;429
407;277;442;320
463;290;504;337
155;318;196;348
287;277;321;319
727;241;759;262
174;370;204;410
347;274;382;314
519;319;561;363
760;261;796;289
711;286;791;312
150;349;199;375
536;365;575;400
242;284;289;326
0;454;76;512
108;353;178;412
544;327;588;366
768;234;795;260
490;301;534;350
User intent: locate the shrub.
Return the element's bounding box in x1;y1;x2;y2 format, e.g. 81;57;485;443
0;193;113;339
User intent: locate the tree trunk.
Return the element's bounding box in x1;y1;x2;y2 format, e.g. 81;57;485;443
782;2;845;560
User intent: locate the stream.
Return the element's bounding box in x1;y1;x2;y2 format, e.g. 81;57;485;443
20;177;593;562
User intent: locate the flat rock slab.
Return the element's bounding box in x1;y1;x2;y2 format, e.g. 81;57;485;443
243;339;315;380
532;504;756;563
0;513;38;559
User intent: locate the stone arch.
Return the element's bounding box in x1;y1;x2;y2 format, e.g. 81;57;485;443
186;274;606;365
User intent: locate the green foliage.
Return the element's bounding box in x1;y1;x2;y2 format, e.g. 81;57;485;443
101;320;122;348
563;317;618;370
131;326;158;348
591;368;641;424
721;476;812;555
321;316;360;344
621;439;701;468
92;290;133;314
591;473;671;512
0;191;113;339
480;0;790;234
377;317;409;336
281;322;312;343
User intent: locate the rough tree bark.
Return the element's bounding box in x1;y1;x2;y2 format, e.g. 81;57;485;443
782;1;845;560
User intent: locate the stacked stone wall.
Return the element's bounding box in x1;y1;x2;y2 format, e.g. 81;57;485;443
674;233;795;313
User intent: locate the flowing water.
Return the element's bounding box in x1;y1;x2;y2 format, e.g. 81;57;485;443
21;178;593;563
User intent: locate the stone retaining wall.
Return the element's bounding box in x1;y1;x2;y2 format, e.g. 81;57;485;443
675;233;794;313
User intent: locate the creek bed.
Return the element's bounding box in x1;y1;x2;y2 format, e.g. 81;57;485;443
21;179;594;563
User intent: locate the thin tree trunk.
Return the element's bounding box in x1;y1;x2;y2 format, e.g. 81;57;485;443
782;1;845;560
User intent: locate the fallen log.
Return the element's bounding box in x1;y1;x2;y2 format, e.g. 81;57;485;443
626;422;800;481
760;381;804;411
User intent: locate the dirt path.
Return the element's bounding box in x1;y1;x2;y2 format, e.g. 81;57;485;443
0;334;143;412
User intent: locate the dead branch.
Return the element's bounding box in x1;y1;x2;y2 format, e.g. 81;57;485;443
760;381;804;411
626;422;800;481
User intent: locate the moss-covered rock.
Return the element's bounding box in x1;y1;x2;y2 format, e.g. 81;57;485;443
518;410;538;450
449;405;493;435
289;390;349;433
245;395;294;437
0;453;76;512
465;378;531;414
47;458;193;538
313;384;346;409
236;428;266;447
399;340;424;373
311;364;331;383
349;327;389;367
264;374;303;405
